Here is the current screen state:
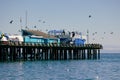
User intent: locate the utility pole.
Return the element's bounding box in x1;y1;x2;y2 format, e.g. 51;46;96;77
87;29;89;44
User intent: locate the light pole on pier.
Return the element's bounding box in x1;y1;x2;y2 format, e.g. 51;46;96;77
87;29;89;44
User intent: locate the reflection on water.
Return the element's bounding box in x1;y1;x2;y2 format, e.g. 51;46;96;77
0;53;120;80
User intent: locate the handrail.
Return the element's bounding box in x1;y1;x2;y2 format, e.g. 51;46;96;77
0;41;103;49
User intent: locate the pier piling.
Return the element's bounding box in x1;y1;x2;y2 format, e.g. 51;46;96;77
0;42;102;61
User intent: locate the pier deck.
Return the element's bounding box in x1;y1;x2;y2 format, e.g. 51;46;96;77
0;42;103;62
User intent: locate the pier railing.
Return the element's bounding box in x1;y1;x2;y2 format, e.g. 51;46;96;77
0;41;103;48
0;41;103;61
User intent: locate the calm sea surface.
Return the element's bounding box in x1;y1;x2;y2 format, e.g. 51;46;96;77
0;53;120;80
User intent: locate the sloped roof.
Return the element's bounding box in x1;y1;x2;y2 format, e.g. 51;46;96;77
22;29;57;39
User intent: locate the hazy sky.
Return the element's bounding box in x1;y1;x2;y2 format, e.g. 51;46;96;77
0;0;120;53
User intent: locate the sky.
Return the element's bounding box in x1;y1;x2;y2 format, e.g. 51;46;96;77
0;0;120;53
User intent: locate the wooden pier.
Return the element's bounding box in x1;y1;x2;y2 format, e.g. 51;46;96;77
0;42;103;62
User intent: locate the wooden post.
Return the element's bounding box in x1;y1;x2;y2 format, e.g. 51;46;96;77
87;49;91;59
98;49;100;59
10;46;13;61
77;50;80;59
3;47;8;61
0;46;1;61
45;48;48;60
60;49;63;60
93;49;97;59
69;49;72;60
50;47;53;60
56;48;59;60
73;49;77;60
23;47;26;61
64;49;67;60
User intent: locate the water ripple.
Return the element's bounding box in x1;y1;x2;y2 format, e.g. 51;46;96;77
0;53;120;80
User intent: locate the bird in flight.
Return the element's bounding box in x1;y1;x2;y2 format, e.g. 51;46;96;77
10;20;13;24
89;15;91;18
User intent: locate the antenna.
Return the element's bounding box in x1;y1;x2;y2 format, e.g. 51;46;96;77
20;17;22;30
25;11;28;29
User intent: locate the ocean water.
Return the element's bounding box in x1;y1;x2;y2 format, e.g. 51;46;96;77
0;53;120;80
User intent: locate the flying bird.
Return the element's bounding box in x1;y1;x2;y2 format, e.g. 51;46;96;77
89;15;91;18
10;20;13;24
34;26;36;28
43;21;45;23
95;32;97;34
110;32;113;34
38;20;41;22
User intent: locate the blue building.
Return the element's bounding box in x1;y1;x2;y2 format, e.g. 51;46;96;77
48;30;86;45
22;29;60;44
24;35;60;44
74;38;86;45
